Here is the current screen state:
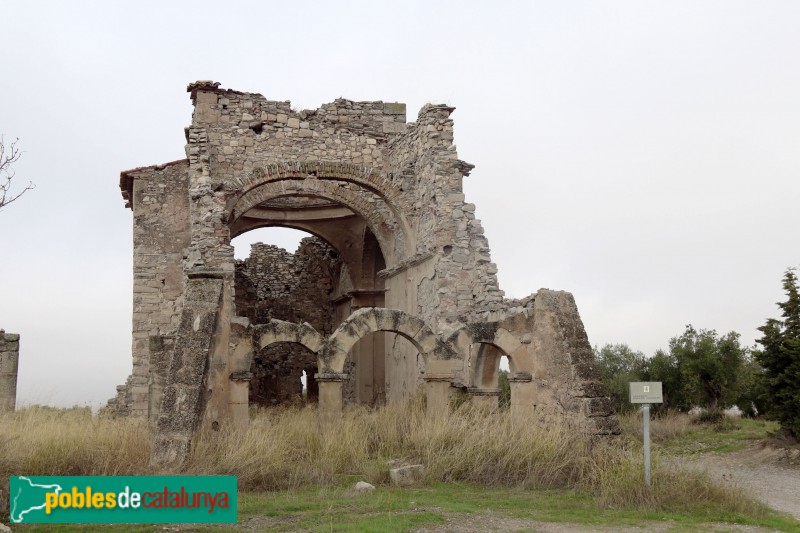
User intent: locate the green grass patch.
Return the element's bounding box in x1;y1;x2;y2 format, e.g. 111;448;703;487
10;484;800;533
659;418;779;456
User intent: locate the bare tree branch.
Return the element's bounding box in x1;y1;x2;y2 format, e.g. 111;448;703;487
0;135;35;210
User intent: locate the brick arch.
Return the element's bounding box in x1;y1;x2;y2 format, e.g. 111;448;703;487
226;161;415;247
321;307;457;374
446;324;528;387
228;179;402;260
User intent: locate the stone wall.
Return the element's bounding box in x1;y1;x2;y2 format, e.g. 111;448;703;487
0;330;20;412
235;239;340;331
106;160;191;418
234;238;340;406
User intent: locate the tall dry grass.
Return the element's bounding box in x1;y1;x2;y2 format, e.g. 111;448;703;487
618;409;693;443
0;401;768;517
0;406;151;477
185;398;588;490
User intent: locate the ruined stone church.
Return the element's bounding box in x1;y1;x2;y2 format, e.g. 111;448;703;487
107;81;616;465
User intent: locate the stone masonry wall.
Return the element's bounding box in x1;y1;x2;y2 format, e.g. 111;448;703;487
106;161;191;417
185;82;503;331
235;238;340;331
234;238;341;405
182;82;508;408
383;104;504;332
184;83;410;274
0;330;20;412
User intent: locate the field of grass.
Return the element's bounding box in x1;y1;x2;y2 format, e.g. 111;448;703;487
10;484;800;533
2;403;797;532
618;409;781;455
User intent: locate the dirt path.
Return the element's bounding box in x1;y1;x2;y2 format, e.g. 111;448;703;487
688;446;800;520
413;446;800;532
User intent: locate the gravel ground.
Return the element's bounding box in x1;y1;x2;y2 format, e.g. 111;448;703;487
689;446;800;520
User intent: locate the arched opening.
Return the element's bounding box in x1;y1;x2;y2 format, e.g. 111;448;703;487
232;227;341;332
470;343;514;410
345;331;387;405
324;308;457;413
249;341;318;406
232;227;307;260
231;197;391;408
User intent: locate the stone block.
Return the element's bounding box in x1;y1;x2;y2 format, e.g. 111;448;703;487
354;481;375;493
382;122;406;134
383;102;406;115
389;464;425;486
584;397;612;417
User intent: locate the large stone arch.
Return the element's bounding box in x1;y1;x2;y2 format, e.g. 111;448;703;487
447;323;530;383
323;307;455;373
226;162;415;248
320;307;457;416
446;323;533;411
228;179;403;260
235;320;326;392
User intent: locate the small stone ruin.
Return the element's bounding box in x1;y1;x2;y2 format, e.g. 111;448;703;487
0;330;20;413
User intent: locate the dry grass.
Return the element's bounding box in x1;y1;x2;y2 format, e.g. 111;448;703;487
186;398;588;490
0;401;770;518
0;406;151;477
585;441;764;514
618;409;693;443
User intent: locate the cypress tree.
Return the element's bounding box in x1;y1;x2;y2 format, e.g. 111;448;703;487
755;269;800;438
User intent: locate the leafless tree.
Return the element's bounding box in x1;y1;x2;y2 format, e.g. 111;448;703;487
0;136;34;210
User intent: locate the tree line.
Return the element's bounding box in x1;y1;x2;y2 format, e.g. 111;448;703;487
595;269;800;439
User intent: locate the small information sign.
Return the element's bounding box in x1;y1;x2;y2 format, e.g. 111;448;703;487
629;382;663;404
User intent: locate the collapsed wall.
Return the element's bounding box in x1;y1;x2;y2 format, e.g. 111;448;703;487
235;238;340;405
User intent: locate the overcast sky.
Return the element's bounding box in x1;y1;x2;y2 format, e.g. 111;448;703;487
1;1;798;408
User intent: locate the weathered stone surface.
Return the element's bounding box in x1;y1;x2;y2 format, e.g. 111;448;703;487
354;481;375;493
389;464;425;486
151;277;224;467
0;329;20;413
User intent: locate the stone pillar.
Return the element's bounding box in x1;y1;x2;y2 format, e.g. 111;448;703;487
424;359;454;417
467;387;500;410
227;317;255;430
316;373;348;430
508;372;534;422
0;330;20;413
229;372;252;430
424;376;452;417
